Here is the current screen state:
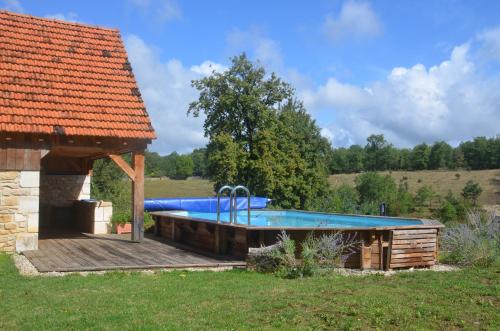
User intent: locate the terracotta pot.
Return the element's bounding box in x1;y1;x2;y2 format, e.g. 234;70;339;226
116;223;132;234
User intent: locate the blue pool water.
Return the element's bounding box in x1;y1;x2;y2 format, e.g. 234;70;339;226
168;210;422;228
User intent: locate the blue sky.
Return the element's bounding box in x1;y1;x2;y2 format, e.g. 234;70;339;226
2;0;500;154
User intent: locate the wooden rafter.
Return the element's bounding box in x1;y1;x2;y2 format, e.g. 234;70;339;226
109;154;136;180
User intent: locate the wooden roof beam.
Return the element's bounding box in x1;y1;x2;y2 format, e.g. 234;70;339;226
109;154;136;181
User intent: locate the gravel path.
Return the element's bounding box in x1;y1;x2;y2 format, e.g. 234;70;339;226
11;253;460;277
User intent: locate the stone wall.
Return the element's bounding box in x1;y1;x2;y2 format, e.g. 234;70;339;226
74;200;112;234
40;174;90;207
0;171;39;253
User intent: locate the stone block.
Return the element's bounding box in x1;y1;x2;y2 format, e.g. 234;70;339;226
20;171;40;188
0;214;13;223
2;188;31;196
19;196;39;213
4;223;17;231
14;213;26;223
103;205;113;222
27;213;39;233
1;196;18;206
15;233;38;252
93;222;110;235
0;172;18;181
94;207;104;222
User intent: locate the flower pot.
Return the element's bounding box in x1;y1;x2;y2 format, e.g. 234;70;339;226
116;222;132;234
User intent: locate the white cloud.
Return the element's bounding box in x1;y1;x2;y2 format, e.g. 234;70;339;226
190;61;227;76
128;0;181;23
324;0;382;42
302;42;500;147
44;12;79;23
0;0;23;12
125;35;225;154
226;28;283;70
477;26;500;61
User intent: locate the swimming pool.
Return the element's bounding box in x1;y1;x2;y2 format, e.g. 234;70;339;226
168;210;423;228
151;210;444;270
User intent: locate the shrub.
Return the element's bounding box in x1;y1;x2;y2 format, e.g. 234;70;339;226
250;231;360;278
436;201;457;223
441;211;499;267
270;231;302;278
111;210;130;226
415;185;434;207
111;211;155;232
461;180;482;206
313;232;360;267
306;184;359;214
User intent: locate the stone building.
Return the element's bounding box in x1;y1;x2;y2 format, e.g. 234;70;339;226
0;11;155;253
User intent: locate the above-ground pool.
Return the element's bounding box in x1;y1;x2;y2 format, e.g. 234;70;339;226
168;210;423;228
152;209;444;270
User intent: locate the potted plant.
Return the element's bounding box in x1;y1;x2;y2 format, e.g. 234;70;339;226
111;211;155;234
112;211;132;234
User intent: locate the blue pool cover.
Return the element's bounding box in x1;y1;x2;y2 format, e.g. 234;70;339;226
144;197;270;213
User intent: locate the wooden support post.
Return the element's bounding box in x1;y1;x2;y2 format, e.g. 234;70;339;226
131;151;144;242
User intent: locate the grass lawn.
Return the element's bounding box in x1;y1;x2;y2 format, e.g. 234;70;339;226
145;178;214;198
1;255;498;330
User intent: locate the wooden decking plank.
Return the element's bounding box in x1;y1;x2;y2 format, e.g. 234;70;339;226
23;234;245;273
56;238;101;268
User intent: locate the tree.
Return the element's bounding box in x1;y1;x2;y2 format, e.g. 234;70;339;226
346;145;365;173
410;143;430;170
189;54;329;208
144;150;164;177
91;157;131;212
190;148;208;177
364;134;393;171
429;141;454;169
460;137;490;170
415;185;435;207
161;152;179;178
174;155;194;179
329;147;349;174
355;172;397;210
461;180;482;205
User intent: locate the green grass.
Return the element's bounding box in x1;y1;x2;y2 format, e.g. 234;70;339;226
145;178;214;198
1;255;498;330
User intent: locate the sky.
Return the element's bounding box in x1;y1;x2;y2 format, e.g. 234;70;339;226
2;0;500;154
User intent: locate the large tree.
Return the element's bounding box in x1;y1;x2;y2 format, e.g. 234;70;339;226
189;54;330;208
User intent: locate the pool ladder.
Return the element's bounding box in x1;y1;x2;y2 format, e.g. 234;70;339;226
216;185;251;225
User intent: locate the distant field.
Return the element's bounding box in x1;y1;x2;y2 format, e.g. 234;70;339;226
145;178;214;198
329;169;500;206
145;169;500;206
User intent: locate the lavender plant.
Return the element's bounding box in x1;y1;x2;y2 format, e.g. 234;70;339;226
441;210;499;267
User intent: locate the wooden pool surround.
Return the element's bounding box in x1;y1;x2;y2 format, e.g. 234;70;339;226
151;211;444;270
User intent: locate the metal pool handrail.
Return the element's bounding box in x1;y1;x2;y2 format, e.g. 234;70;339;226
230;185;251;225
216;185;233;223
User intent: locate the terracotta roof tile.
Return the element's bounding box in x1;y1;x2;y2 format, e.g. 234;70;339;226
0;10;155;140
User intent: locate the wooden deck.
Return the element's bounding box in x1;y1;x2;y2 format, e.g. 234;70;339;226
23;233;246;272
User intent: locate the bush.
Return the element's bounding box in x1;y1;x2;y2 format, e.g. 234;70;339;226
111;210;130;226
441;211;499;267
415;185;434;207
313;232;360;267
461;180;482;206
111;211;155;232
250;231;360;278
306;184;359;214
